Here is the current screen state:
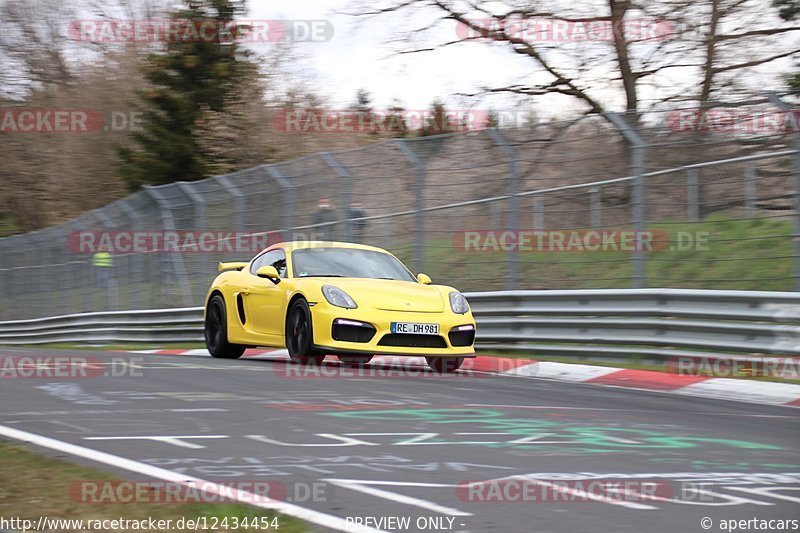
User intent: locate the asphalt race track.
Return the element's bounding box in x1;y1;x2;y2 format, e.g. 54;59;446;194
1;347;798;533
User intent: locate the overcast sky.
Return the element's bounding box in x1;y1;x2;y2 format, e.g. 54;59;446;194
247;0;540;112
247;0;795;117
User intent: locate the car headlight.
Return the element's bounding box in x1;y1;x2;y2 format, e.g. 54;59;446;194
449;291;469;314
322;285;357;309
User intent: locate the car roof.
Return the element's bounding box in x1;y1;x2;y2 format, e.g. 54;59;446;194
267;241;391;254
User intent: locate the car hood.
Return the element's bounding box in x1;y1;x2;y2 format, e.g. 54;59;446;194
317;278;447;313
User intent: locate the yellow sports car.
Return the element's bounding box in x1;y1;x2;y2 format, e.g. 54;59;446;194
204;241;476;372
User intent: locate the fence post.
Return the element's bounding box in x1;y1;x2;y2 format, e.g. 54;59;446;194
91;208;119;310
394;139;426;274
604;112;647;288
68;220;92;314
687;169;699;222
176;182;207;307
0;241;6;320
143;186;192;307
263;165;295;239
118;198;146;310
24;231;46;318
768;93;800;291
744;163;756;215
533;196;544;230
487;128;520;290
590;187;602;227
216;174;245;232
177;181;206;233
320;152;353;242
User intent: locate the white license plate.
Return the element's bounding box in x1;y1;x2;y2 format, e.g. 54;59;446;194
391;322;440;335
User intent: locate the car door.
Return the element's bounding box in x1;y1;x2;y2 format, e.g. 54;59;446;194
242;249;287;339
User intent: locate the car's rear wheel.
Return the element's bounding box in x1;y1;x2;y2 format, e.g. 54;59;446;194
337;355;374;367
286;299;325;365
205;295;246;359
425;356;464;373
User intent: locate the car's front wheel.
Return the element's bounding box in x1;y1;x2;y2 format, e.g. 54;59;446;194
205;294;246;359
425;356;464;373
286;299;325;365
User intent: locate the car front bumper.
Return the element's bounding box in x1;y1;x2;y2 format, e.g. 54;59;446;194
309;302;476;357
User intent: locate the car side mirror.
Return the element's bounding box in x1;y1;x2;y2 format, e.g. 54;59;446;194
417;273;432;285
256;265;280;283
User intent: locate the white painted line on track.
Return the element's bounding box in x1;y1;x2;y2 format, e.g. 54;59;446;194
323;479;471;517
516;477;658;510
0;424;386;533
84;435;230;449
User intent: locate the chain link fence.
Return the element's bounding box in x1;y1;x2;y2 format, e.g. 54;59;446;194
0;93;798;320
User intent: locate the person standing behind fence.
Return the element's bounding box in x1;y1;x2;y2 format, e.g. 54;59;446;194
313;198;336;241
348;201;367;243
93;249;113;288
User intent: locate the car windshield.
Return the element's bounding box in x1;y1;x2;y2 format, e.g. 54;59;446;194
292;248;416;281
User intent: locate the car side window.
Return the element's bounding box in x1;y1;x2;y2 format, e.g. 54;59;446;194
250;249;287;278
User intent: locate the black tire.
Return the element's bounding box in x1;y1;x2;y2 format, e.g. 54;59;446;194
425;356;464;373
205;294;246;359
337;355;374;367
286;299;325;365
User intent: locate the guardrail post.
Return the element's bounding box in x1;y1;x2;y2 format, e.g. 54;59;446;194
394;139;426;274
687;169;700;222
263;165;295;239
320;153;353;242
487;128;520;290
605;112;647;288
768;92;800;291
143;186;193;307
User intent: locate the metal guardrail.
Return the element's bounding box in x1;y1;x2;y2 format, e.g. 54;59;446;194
0;307;204;344
1;289;800;363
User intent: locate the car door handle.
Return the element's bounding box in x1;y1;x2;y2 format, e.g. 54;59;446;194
240;288;250;296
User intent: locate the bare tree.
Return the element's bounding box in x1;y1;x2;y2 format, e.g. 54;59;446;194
0;0;78;97
348;0;800;118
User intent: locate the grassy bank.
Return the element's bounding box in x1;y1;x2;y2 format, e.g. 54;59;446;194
0;442;309;533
